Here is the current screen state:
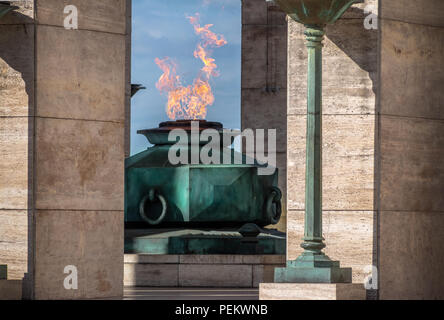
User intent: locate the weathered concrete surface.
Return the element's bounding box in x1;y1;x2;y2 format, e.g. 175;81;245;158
242;0;268;25
241;89;287;153
380;20;444;120
35;0;127;34
379;211;444;300
380;0;444;27
380;116;444;212
241;0;287;232
34;117;124;211
377;1;444;300
0;1;130;299
34;210;124;300
36;26;126;122
259;283;366;300
242;25;268;89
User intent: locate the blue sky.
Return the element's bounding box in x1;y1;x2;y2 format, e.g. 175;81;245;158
131;0;241;155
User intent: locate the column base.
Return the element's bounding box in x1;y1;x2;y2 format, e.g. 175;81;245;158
259;283;365;300
274;252;352;283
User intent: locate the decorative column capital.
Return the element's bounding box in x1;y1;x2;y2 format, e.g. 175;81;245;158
304;25;325;48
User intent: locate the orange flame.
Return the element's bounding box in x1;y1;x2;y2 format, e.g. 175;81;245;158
155;14;227;120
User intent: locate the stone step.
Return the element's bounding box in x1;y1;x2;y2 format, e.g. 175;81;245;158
0;280;22;300
124;254;285;288
259;283;366;300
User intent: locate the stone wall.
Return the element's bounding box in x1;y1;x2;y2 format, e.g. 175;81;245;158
378;0;444;299
0;0;130;299
286;1;378;283
241;0;287;232
0;0;34;283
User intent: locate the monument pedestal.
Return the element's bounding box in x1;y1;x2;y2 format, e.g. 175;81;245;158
259;283;366;300
124;254;285;287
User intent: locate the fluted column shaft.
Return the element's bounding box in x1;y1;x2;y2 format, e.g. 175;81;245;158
301;25;326;255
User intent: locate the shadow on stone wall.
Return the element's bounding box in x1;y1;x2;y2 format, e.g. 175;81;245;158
325;7;379;299
325;7;378;94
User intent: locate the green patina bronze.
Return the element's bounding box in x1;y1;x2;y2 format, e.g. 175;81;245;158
125;230;286;255
125;120;283;254
125;121;281;228
0;2;18;20
272;0;362;283
125;120;284;254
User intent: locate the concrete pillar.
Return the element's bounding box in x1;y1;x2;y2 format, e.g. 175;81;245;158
378;0;444;299
286;1;378;285
0;0;130;299
241;0;288;232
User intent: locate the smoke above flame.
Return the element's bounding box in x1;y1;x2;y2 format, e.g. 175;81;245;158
155;13;227;120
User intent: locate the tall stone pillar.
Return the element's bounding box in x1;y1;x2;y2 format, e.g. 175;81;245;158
241;0;288;232
378;0;444;299
0;0;131;299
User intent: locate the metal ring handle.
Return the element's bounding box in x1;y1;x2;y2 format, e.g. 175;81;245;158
266;187;282;225
139;189;167;225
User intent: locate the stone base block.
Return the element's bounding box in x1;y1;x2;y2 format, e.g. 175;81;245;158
124;254;285;288
0;265;6;280
0;280;22;300
274;265;352;283
259;283;366;300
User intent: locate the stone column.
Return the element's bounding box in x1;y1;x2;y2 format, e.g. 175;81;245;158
241;0;288;232
378;0;444;299
0;0;130;299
